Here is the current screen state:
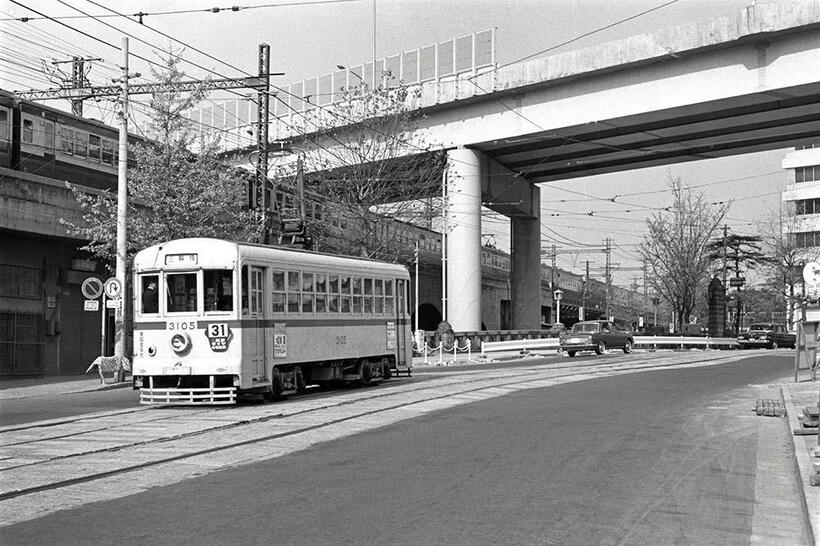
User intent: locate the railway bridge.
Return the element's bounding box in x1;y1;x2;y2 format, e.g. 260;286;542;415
221;0;820;332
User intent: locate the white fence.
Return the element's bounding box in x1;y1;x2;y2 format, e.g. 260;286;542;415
480;335;738;355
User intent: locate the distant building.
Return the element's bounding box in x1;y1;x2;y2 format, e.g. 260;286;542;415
781;142;820;324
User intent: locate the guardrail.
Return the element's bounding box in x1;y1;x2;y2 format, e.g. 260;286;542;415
481;338;562;354
479;335;739;355
632;336;739;349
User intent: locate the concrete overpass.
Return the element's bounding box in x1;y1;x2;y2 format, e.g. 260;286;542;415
230;0;820;332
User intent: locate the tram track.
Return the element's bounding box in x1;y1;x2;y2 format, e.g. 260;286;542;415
0;350;758;526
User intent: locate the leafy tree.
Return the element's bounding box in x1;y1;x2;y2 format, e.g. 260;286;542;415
638;174;729;332
277;72;445;263
62;49;262;268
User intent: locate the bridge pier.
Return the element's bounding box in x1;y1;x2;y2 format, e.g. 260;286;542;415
446;147;483;331
446;147;542;332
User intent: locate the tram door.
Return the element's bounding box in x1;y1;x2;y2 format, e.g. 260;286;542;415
395;279;408;367
247;266;268;380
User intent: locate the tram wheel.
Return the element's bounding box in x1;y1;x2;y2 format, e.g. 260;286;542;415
360;359;372;386
264;367;285;401
293;365;307;393
381;358;392;379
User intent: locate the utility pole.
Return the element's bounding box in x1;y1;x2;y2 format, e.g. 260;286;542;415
582;260;589;321
722;224;729;333
605;237;612;320
551;243;557;322
114;37;133;362
441;170;448;323
49;56;101;116
257;44;271;244
642;258;648;329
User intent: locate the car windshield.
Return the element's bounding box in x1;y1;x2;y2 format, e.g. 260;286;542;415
572;323;599;333
749;324;772;330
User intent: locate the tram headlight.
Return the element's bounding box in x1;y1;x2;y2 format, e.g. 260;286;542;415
169;332;192;355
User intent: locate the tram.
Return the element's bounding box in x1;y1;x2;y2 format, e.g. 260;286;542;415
131;238;412;405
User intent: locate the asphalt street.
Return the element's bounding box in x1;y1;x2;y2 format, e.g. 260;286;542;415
0;353;809;545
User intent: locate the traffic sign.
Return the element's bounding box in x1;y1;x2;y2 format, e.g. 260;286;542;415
84;299;99;312
104;277;122;299
81;277;104;299
803;262;820;285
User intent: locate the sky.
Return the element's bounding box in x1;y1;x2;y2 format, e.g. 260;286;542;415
0;0;794;286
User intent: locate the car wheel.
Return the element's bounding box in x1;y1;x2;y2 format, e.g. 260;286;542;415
771;341;779;350
623;339;633;354
567;351;576;357
595;341;606;355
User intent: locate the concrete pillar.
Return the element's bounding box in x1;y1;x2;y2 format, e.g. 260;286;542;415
446;147;482;331
510;184;541;329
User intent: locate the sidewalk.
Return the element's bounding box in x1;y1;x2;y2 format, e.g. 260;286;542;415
0;373;132;400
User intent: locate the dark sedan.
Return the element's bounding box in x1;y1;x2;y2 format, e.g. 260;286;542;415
738;323;795;349
561;320;634;357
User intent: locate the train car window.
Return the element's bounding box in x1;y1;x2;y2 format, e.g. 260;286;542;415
22;119;33;143
0;109;8;140
59;126;74;154
140;274;159;314
43;121;54;151
241;265;248;314
74;131;88;158
272;271;285;313
167;273;197;313
351;277;362;314
88;134;101;162
102;139;114;164
204;270;233;312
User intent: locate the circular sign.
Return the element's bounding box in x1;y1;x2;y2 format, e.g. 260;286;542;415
104;277;122;299
803;262;820;285
169;332;191;354
81;277;104;299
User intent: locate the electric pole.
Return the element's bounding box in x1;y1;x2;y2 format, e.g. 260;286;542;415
605;237;612;320
114;37;133;362
257;44;271;243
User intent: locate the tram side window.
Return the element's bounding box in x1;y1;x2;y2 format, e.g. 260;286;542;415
374;278;384;314
140;274;159;314
340;276;351;313
287;270;300;313
397;279;406;315
167;273;197;313
352;277;363;314
315;274;327;313
272;271;285;312
385;279;395;314
363;278;373;314
328;274;339;313
204;270;233;312
302;272;314;313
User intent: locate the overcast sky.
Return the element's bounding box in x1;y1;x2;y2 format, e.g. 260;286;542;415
0;0;792;285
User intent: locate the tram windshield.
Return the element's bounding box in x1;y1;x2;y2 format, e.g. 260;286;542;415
138;269;234;315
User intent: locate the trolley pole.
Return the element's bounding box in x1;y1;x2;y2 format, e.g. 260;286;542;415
114;37;130;361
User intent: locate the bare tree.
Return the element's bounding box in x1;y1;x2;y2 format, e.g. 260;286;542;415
759;203;820;328
639;174;729;332
62;49;262;267
278;74;445;263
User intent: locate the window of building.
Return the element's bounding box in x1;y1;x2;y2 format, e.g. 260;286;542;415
74;131;88;158
796;165;819;184
102;139;114;164
0;264;40;299
0;109;8;141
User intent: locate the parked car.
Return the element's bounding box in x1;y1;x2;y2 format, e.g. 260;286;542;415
561;320;634;357
737;323;795;349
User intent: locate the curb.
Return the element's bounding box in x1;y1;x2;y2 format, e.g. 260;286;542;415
780;383;819;545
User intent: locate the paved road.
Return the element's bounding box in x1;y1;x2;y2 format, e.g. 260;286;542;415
0;352;808;545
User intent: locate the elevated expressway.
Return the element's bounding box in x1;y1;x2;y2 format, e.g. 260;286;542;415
246;0;820;331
